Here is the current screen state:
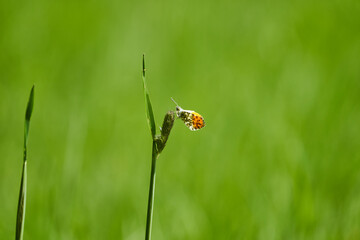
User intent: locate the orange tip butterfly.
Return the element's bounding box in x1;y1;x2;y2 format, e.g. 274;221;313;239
171;97;205;131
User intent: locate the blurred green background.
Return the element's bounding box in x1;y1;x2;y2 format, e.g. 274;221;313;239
1;0;360;239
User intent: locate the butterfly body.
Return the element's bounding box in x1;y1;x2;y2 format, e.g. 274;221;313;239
173;99;205;131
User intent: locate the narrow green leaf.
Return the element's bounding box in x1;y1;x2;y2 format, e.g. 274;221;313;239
142;55;156;139
142;54;146;78
24;85;34;150
145;93;156;138
25;85;34;122
16;85;34;240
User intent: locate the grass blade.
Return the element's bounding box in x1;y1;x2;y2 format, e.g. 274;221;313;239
25;85;35;123
16;85;35;240
142;56;176;240
142;54;156;139
24;85;34;157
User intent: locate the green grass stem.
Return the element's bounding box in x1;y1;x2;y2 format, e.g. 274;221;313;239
145;142;158;240
16;85;35;240
142;55;175;240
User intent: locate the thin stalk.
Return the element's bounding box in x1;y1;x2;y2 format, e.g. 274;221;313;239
15;161;27;240
16;85;34;240
142;56;175;239
145;142;158;240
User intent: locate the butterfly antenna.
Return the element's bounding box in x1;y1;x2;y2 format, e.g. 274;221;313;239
171;97;179;106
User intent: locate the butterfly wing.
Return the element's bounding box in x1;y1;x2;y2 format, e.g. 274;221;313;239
190;112;205;131
179;110;205;131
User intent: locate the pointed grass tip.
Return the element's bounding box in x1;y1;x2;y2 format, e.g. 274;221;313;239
25;85;35;121
142;54;146;77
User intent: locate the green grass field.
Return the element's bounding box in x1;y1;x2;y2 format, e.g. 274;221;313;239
1;0;360;239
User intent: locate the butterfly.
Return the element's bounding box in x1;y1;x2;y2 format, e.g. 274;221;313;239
171;97;205;131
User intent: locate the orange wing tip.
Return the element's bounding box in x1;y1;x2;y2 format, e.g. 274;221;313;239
191;112;205;130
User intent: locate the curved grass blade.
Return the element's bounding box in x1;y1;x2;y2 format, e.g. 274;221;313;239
16;85;35;240
142;54;156;139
